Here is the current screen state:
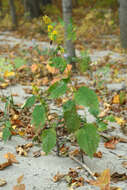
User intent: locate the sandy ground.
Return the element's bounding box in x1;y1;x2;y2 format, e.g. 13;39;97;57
0;32;127;189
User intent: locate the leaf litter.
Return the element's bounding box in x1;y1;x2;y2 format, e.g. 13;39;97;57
0;30;127;190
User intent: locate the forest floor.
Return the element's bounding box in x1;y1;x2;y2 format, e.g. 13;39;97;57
0;31;127;190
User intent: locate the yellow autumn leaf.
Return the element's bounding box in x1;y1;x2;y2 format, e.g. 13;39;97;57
90;168;110;190
4;152;19;163
31;64;38;73
4;71;15;78
115;117;125;125
46;64;59;74
112;94;120;104
0;83;8;88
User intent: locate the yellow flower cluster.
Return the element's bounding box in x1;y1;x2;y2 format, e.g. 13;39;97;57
43;15;51;25
48;25;53;32
43;15;58;42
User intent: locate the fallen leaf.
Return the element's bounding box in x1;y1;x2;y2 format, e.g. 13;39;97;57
104;138;119;149
31;64;38;73
4;152;19;163
111;172;127;182
0;178;7;187
89;168;110;190
13;184;25;190
0;159;12;170
46;64;59;74
112;94;120;104
53;172;65;182
17;175;24;184
94;151;103;158
115;117;125;125
4;71;15;78
69;149;80;157
0;83;8;89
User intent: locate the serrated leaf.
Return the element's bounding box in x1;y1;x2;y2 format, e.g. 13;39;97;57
22;95;36;108
41;128;56;154
63;100;80;133
48;80;67;99
32;105;46;128
76;124;100;158
2;121;11;142
74;86;99;117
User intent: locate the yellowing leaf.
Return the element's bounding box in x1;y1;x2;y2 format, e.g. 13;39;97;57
4;71;15;78
115;117;125;125
17;175;24;184
0;83;8;88
4;152;19;163
90;169;110;190
112;94;120;104
64;64;72;75
31;64;38;73
46;64;59;74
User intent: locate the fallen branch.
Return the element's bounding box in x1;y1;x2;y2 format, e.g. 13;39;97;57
69;155;97;180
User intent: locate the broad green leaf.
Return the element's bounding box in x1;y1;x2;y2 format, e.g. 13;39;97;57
13;57;27;69
51;57;67;72
48;80;67;99
41;128;56;154
63;100;80;133
97;121;107;132
2;121;11;142
76;124;100;158
22;95;36;108
74;86;99;116
105;115;115;122
32;105;46;128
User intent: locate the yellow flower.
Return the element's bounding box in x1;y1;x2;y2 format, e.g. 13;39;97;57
43;15;51;25
48;25;53;32
59;47;64;53
52;30;58;35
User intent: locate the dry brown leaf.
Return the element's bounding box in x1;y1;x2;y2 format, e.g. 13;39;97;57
17;175;24;184
53;172;65;182
4;152;19;163
46;64;59;74
104;138;119;149
13;184;25;190
89;168;110;190
0;159;12;170
94;151;103;158
0;178;7;187
31;64;38;73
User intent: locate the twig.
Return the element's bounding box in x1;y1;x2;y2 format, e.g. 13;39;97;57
69;155;97;180
100;132;127;143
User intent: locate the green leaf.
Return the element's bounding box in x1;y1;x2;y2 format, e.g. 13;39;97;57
2;121;11;142
97;121;107;132
105;115;115;122
32;105;46;128
50;57;67;72
48;80;67;99
76;124;100;158
22;95;36;108
63;100;80;133
13;57;27;69
41;128;56;154
74;86;99;116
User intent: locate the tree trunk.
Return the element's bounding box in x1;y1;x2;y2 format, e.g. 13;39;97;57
24;0;41;19
62;0;76;68
118;0;127;48
9;0;17;27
